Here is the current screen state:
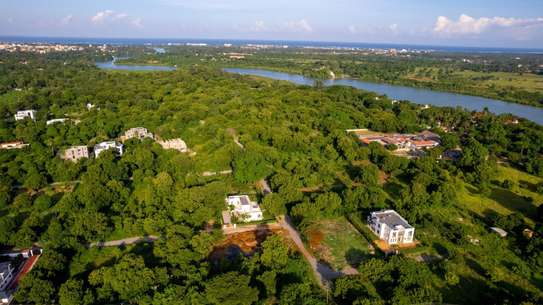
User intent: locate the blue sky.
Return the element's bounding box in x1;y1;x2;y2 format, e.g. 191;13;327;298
1;0;543;48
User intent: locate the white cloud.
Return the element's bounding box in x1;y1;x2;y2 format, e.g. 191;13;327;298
284;19;312;32
389;23;398;32
131;18;143;28
250;20;266;32
91;10;143;28
348;25;357;34
91;10;114;24
434;14;543;35
61;15;73;26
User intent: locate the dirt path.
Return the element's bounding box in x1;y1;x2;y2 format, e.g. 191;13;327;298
278;216;343;289
88;235;159;248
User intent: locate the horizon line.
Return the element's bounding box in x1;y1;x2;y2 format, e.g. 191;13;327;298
1;34;543;52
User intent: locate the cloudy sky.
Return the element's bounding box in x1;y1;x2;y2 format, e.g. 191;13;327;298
1;0;543;48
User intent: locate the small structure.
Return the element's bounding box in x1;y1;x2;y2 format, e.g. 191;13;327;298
226;195;263;222
86;103;96;111
490;227;508;238
157;138;188;153
14;110;37;121
62;146;89;162
0;262;14;292
368;210;415;245
94;141;123;158
46;118;68;125
120;127;154;142
0;141;28;150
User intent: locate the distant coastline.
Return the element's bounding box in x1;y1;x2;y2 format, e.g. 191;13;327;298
1;35;543;54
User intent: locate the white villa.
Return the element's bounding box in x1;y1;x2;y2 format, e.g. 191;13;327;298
120;127;154;142
226;195;263;222
368;210;415;245
94;141;123;157
62;146;89;162
14;110;37;121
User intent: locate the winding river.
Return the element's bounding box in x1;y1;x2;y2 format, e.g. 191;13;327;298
224;68;543;125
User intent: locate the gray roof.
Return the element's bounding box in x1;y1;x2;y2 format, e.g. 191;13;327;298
372;210;412;229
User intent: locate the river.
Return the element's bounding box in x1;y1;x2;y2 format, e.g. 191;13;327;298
96;60;176;71
224;68;543;125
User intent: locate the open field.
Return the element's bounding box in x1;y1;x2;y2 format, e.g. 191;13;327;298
304;217;371;271
459;165;543;225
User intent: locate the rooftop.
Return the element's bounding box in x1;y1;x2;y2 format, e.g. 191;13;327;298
371;210;412;229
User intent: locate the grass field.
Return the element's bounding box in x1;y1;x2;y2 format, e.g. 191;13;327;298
458;165;543;225
304;217;371;270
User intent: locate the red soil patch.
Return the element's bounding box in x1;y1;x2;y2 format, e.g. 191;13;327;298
209;227;291;260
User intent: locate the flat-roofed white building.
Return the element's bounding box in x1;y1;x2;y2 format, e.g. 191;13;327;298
62;146;89;162
226;195;263;222
120;127;154;142
94;141;123;157
368;210;415;245
14;110;37;121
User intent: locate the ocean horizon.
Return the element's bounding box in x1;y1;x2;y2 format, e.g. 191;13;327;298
1;35;542;54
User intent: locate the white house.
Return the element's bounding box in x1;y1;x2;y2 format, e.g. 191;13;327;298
94;141;123;157
226;195;263;222
14;110;37;121
0;262;14;292
62;146;89;162
368;210;415;245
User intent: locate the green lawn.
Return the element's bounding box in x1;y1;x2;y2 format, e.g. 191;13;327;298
305;217;371;270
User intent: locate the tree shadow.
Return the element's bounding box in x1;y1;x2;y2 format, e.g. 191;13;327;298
345;247;368;268
488;187;536;217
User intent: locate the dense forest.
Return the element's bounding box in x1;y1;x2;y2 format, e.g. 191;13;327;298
0;49;543;305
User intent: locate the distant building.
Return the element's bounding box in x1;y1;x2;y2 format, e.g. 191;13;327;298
94;141;123;157
157;138;188;152
226;195;263;222
46;118;68;125
368;210;415;245
62;146;89;162
120;127;154;142
14;110;37;121
0;141;28;150
0;262;14;292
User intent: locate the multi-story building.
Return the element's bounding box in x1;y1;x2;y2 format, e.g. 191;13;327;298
62;146;89;162
94;141;123;157
226;195;263;222
120;127;154;142
368;210;415;245
14;110;37;121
